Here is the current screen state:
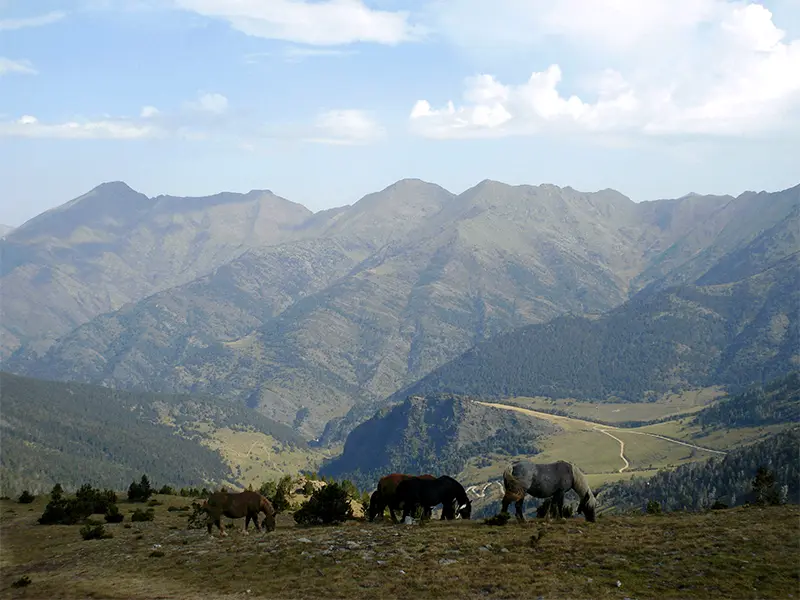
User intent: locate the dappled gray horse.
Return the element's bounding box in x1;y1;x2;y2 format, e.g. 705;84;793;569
501;460;597;523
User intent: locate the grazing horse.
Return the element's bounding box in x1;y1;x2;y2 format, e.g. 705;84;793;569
203;490;276;537
395;475;472;522
369;473;437;523
501;460;597;523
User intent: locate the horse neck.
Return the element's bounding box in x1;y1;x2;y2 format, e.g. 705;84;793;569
570;467;593;500
451;484;468;505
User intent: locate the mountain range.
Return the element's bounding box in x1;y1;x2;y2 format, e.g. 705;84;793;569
2;179;798;441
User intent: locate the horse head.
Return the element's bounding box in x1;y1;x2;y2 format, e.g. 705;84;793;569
367;490;381;522
457;499;472;520
577;492;597;523
260;497;277;532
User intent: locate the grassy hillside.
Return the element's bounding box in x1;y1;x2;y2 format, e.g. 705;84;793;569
1;494;797;599
0;372;307;494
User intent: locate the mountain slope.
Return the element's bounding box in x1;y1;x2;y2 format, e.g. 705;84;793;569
18;181;666;436
0;182;312;358
319;393;559;490
8;181;798;441
0;371;306;493
387;253;799;405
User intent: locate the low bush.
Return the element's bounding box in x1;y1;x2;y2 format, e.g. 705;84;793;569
80;521;112;540
131;508;155;522
18;490;35;504
104;504;124;523
294;482;354;526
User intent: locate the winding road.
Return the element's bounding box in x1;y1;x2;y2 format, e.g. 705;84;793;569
476;401;726;474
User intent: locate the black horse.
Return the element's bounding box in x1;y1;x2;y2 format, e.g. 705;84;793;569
394;475;472;522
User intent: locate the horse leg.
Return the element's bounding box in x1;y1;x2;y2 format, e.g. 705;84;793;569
242;515;251;535
553;490;565;519
515;498;526;523
217;518;227;537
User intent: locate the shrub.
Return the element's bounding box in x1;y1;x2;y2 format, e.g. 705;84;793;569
302;481;315;496
147;499;163;507
80;521;112;540
260;476;293;513
186;502;207;529
711;500;728;510
18;490;35;504
646;500;662;515
75;484;117;514
158;485;175;496
128;475;154;503
168;505;190;512
11;576;31;588
752;466;781;506
294;482;354;526
131;508;155;522
104;504;124;523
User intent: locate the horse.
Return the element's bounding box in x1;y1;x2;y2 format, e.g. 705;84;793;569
369;473;437;523
203;490;276;537
501;460;597;523
394;475;472;522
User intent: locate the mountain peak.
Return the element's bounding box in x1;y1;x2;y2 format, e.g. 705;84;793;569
92;181;136;193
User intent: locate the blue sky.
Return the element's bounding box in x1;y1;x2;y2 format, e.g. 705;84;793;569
1;0;799;226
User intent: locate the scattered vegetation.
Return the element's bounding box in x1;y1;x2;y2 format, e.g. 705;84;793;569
38;483;117;525
17;490;35;504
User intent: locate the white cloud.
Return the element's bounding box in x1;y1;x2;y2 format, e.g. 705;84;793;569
173;0;422;45
184;92;228;114
244;46;355;65
0;10;66;31
412;1;800;139
308;109;385;145
0;115;161;140
0;57;37;76
140;105;160;118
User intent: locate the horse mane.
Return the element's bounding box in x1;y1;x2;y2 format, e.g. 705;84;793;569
439;475;470;506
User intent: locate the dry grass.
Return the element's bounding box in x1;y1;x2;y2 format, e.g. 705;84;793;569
2;497;797;600
506;387;724;424
201;428;331;487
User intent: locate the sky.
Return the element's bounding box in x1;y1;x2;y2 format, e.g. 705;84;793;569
1;0;800;226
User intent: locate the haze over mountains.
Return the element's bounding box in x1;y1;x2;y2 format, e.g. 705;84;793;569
2;179;798;441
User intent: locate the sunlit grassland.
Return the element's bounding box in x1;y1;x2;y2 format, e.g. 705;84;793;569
2;495;797;600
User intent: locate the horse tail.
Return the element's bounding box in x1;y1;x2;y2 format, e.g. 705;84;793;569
503;465;526;501
570;463;597;523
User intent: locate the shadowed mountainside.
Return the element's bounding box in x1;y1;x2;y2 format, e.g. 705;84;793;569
319;393;558;490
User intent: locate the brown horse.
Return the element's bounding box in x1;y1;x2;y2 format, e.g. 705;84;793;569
369;473;437;523
203;490;276;537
